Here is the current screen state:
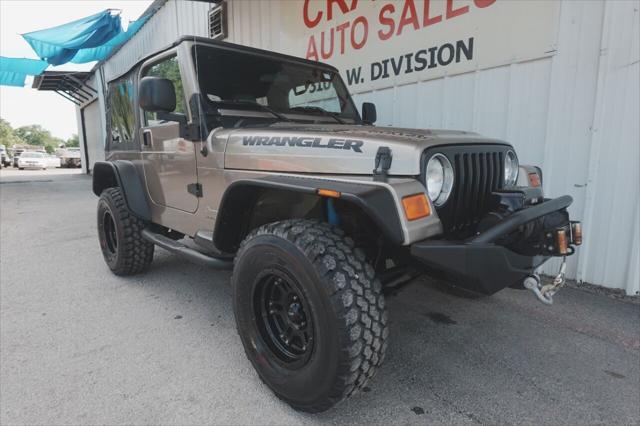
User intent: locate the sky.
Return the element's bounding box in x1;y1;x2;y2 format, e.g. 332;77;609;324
0;0;152;139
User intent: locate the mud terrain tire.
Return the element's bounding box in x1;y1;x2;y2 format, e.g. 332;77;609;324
232;219;389;412
97;187;154;275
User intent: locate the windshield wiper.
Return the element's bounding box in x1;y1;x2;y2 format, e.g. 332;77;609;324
290;106;346;124
227;100;291;122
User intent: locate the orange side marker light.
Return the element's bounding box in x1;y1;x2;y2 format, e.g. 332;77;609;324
317;188;341;198
402;194;431;221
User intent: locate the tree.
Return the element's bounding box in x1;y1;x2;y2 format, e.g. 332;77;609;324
13;124;65;152
66;134;79;147
0;118;26;146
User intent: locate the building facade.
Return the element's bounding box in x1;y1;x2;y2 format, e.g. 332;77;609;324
75;0;640;295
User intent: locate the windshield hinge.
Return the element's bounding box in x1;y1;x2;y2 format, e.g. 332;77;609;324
187;183;203;198
373;146;392;182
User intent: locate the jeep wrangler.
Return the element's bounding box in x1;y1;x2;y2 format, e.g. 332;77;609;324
93;37;582;412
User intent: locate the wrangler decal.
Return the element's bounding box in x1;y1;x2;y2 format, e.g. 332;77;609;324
242;136;364;153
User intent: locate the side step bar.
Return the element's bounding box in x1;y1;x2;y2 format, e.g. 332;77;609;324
141;229;233;270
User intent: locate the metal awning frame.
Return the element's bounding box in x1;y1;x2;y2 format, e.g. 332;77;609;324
32;71;97;105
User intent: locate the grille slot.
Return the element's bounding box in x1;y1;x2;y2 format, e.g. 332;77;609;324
424;146;507;238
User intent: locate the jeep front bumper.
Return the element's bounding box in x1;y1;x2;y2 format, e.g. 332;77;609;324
410;195;581;295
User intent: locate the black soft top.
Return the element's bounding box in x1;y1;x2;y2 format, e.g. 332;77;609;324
107;36;338;84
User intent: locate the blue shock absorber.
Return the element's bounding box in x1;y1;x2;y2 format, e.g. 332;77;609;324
326;198;340;226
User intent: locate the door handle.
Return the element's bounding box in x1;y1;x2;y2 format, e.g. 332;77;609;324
142;130;152;147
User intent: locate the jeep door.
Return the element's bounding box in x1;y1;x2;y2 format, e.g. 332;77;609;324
139;52;199;213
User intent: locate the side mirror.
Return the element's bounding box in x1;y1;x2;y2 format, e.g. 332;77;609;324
362;102;377;125
139;76;176;112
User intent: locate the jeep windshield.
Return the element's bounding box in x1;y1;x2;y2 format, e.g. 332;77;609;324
192;46;360;126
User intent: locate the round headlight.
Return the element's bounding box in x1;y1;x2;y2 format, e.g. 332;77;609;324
504;150;519;187
425;154;454;207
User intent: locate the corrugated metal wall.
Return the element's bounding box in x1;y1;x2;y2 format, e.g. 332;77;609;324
86;0;639;294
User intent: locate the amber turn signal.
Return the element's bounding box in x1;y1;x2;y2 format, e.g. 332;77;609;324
317;188;341;198
572;222;582;245
556;229;568;255
402;194;431;221
528;172;541;187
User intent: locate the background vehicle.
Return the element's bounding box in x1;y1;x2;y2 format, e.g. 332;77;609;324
44;154;61;168
55;145;81;168
12;149;24;168
92;37;582;413
0;144;9;168
17;151;47;170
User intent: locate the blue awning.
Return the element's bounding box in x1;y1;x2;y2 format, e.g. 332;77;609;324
22;10;122;66
0;57;49;87
70;14;151;64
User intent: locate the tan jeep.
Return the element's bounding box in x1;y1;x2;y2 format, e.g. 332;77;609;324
93;36;582;412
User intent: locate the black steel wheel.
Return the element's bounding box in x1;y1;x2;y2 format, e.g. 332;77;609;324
233;219;389;413
254;270;314;367
97;187;154;275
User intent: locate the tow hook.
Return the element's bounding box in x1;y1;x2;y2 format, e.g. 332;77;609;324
523;257;567;305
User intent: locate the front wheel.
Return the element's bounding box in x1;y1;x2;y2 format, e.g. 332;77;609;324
232;220;388;412
97;187;154;275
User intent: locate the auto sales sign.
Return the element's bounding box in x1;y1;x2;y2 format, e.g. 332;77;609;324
280;0;559;93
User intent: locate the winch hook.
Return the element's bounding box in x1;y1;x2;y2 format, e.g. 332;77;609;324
523;257;567;305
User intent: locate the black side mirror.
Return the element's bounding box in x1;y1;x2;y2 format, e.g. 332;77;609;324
362;102;377;125
139;76;176;112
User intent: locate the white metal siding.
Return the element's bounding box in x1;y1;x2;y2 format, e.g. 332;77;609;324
85;0;639;294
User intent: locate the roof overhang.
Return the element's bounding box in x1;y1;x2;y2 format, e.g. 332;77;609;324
32;71;96;105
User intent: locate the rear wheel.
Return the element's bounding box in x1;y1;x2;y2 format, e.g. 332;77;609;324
97;187;154;275
233;220;388;412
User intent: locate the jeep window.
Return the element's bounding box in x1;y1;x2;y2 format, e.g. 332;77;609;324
106;77;136;149
142;55;186;125
193;46;360;126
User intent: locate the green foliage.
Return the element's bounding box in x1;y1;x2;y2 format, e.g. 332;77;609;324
12;123;64;151
66;134;79;147
0;118;70;154
0;118;26;146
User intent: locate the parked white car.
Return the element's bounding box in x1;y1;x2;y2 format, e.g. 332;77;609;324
45;154;62;168
17;152;48;170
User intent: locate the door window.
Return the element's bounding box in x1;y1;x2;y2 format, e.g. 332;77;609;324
142;55;186;125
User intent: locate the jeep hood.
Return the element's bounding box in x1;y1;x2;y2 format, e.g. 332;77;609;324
221;123;509;175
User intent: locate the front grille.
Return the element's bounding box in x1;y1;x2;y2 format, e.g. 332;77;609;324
422;145;509;238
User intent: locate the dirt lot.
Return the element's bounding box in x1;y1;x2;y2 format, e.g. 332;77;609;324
1;170;638;425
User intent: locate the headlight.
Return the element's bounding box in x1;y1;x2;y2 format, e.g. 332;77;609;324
504;150;519;187
425;153;454;207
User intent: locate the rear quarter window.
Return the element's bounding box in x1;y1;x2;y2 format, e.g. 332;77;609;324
107;75;137;151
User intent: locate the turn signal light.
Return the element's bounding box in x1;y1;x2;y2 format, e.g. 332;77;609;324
317;188;341;198
528;172;541;187
402;194;431;221
556;229;568;255
572;222;582;245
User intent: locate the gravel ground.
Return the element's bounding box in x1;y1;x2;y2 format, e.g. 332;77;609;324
1;170;639;425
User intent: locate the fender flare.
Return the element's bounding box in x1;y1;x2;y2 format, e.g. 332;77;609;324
92;160;151;221
213;175;405;252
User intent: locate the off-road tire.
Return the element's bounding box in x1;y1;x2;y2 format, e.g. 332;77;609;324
97;187;154;275
232;219;389;412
